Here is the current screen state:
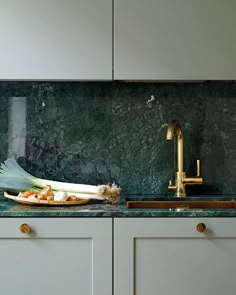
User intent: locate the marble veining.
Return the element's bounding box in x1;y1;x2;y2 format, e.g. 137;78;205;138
0;81;235;196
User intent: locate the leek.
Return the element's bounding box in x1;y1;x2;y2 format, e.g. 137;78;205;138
0;159;120;203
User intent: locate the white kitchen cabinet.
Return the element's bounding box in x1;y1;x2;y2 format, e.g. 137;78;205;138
0;218;112;295
114;0;236;80
115;218;236;295
0;0;112;80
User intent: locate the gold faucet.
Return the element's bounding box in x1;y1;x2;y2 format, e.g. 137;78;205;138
166;120;203;197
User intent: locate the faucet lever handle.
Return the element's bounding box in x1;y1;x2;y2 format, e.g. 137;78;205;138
197;160;201;177
168;180;177;190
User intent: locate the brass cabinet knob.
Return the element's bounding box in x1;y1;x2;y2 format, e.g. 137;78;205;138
196;223;206;233
20;223;31;234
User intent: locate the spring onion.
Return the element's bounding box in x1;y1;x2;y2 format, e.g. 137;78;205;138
0;158;120;203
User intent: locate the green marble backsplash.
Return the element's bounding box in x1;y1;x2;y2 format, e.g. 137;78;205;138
0;82;235;195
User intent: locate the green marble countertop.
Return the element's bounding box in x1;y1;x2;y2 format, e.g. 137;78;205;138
1;194;236;217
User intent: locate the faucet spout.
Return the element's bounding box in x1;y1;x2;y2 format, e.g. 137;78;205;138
166;120;184;173
166;120;182;141
166;120;203;197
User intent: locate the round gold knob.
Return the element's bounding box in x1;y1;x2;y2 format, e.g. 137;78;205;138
20;223;31;234
196;223;206;233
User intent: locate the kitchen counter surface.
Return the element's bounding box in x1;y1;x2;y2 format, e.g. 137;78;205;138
1;194;236;217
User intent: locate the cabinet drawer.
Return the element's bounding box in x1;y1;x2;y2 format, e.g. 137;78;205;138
115;218;236;295
0;218;111;238
0;218;112;295
115;218;236;238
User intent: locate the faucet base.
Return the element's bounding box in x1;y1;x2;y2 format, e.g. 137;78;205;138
176;192;187;198
168;171;203;197
176;172;187;197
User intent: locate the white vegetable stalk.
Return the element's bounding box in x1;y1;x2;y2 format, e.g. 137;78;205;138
63;184;120;201
33;178;102;195
0;159;120;204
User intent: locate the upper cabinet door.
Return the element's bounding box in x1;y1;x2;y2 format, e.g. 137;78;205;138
114;0;236;80
0;0;112;80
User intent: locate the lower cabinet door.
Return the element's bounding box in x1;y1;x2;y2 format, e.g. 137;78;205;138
0;218;112;295
115;218;236;295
